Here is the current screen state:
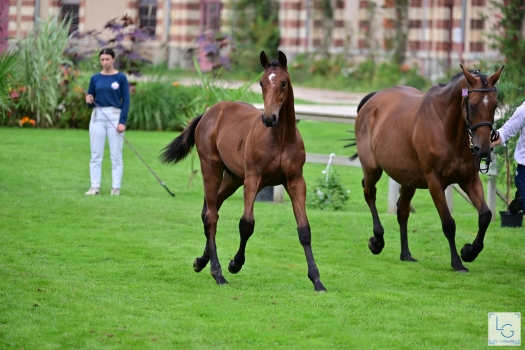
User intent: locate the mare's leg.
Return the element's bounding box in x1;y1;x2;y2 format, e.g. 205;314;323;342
362;168;385;255
194;171;243;273
426;174;467;272
286;176;326;292
457;178;491;263
398;185;417;262
228;175;259;275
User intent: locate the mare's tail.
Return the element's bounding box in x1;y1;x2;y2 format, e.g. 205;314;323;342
343;92;378;161
160;114;203;164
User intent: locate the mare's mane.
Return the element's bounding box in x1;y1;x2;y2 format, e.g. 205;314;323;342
438;69;488;87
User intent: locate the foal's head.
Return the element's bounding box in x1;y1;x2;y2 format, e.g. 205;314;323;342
259;51;291;127
459;64;504;158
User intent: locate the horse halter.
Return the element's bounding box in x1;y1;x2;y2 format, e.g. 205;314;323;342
461;81;498;174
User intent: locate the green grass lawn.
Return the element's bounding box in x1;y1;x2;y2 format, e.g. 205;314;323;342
1;127;523;349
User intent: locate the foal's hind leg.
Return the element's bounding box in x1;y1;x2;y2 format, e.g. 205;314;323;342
194;171;242;275
362;169;386;255
199;163;231;285
192;198;210;272
398;185;417;262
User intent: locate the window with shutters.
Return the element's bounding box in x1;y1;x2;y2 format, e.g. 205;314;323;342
138;0;157;36
60;0;80;35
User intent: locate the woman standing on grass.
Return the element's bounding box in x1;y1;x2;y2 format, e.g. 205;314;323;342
85;48;130;196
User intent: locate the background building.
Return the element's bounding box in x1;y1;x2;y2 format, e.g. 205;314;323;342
3;0;508;79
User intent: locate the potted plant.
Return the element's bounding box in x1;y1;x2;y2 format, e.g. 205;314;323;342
493;81;523;228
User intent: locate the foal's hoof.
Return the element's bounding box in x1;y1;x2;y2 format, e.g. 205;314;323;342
228;260;242;274
400;254;418;262
314;281;327;292
368;237;384;255
460;243;482;263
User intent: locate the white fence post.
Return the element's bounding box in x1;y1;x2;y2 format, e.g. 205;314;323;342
445;185;454;213
273;185;284;203
388;178;400;214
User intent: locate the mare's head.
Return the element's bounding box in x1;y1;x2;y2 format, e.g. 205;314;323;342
459;64;504;159
259;51;291;127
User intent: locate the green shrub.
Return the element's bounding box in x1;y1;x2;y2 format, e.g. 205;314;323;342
229;0;280;77
307;161;349;211
127;79;195;131
55;69;92;129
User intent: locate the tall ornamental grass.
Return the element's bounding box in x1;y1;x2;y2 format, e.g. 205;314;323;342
14;15;71;127
0;50;20;114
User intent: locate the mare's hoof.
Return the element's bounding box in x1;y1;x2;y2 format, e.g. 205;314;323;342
228;260;242;274
214;275;228;285
368;237;384;255
452;263;469;273
460;243;482;263
400;254;418;262
314;281;327;292
193;258;204;272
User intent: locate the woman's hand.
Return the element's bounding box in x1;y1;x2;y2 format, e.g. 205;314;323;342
117;124;126;133
85;94;94;104
491;130;501;147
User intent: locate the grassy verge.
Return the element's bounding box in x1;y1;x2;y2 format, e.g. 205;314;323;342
1;128;523;349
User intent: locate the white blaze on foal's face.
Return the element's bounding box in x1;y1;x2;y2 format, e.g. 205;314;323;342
269;73;276;87
483;95;489;107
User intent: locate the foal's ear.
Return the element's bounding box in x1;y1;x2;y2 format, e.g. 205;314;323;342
489;66;504;86
278;51;287;69
260;51;270;68
460;64;476;85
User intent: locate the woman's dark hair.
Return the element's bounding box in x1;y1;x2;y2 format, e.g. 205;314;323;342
99;48;115;58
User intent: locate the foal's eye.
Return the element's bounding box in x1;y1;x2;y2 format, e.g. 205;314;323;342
281;81;287;88
259;81;263;87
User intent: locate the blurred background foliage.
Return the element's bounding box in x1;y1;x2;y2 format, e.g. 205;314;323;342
1;3;522;135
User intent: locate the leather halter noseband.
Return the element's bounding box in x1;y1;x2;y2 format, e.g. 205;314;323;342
461;83;498;174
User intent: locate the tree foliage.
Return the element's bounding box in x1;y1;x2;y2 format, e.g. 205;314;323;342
487;0;525;97
229;1;280;74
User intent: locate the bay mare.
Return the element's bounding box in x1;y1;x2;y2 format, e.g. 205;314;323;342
353;65;503;272
161;51;326;291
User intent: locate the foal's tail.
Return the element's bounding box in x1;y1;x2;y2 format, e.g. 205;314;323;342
160;114;203;164
343;92;378;161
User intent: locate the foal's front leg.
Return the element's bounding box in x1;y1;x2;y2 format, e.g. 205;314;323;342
228;177;258;274
286;176;326;292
